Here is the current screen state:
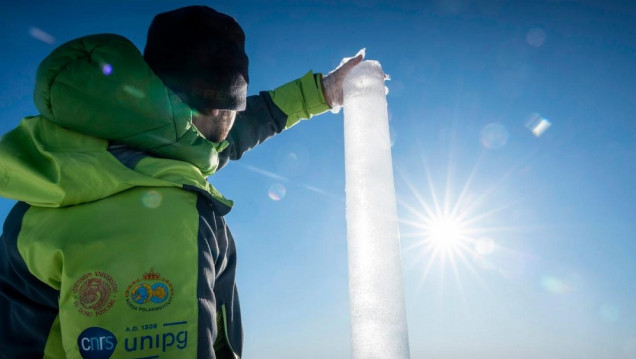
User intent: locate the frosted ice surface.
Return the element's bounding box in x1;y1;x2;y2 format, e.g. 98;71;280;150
343;61;410;359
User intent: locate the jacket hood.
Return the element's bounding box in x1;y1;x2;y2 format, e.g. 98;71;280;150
0;34;232;212
33;34;224;173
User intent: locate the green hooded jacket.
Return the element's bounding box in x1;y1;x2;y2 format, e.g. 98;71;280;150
0;34;329;359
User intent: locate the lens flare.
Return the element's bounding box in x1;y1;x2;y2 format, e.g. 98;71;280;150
141;191;162;208
123;84;145;98
28;27;56;44
526;28;547;47
268;183;287;201
475;237;495;255
102;64;113;76
526;113;551;137
541;276;569;294
480;123;509;149
276;151;303;177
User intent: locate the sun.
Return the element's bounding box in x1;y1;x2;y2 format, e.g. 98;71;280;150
425;216;467;252
396;155;511;287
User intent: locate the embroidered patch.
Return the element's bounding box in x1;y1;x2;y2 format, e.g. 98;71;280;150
125;269;174;312
73;272;118;317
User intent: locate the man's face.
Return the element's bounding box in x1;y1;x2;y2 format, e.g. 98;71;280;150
192;109;237;143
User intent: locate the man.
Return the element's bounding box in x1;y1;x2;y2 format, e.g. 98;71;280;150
0;5;361;359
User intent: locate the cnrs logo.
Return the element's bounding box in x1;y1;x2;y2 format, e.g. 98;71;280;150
78;327;117;359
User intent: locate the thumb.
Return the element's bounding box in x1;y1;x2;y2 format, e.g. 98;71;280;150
339;53;363;74
332;51;365;78
322;50;366;113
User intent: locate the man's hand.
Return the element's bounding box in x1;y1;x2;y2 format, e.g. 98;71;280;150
322;49;365;113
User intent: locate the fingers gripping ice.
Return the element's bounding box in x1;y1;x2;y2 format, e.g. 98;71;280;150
322;48;366;113
343;60;410;359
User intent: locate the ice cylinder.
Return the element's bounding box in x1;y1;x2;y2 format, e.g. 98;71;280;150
343;60;410;359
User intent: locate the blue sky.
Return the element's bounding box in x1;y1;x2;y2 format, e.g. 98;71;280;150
1;1;635;358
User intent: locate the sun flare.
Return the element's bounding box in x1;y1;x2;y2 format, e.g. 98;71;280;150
426;216;466;251
397;155;516;289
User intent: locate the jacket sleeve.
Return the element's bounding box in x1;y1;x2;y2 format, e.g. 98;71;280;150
217;71;331;170
0;202;59;359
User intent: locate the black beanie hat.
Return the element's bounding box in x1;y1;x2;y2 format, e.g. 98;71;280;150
144;5;249;112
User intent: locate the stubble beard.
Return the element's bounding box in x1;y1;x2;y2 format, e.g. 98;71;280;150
192;110;237;143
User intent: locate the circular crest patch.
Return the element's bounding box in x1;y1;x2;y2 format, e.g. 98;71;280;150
125;269;174;311
72;272;118;317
